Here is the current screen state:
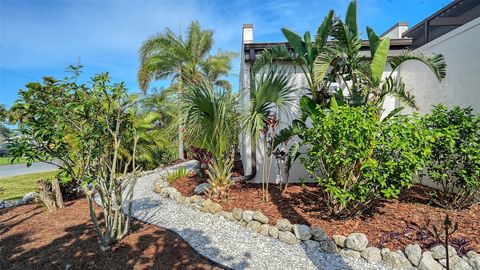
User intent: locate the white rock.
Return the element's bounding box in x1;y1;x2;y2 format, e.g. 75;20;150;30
339;249;362;259
361;247;382;264
418;251;444;270
332;235;346;248
252;211;269;224
382;251;412;269
320;240;337;253
22;192;38;203
431;244;457;259
232;208;243;220
293;224;312;241
345;233;369;251
404;244;422;266
268;226;279;239
193;183;210;195
310;226;328;241
246;221;262;232
438;255;472;270
303;240;320;250
381;248;391;257
466;251;480;269
275;218;293;232
259;224;270;236
242;210;254;222
278;231;300;245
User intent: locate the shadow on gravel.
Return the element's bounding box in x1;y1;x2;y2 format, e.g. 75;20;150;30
300;243;355;270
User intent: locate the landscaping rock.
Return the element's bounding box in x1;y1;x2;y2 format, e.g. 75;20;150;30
332;235;346;248
418;251;444;270
203;199;222;214
339;249;362;259
381;248;391;257
404;244;422;266
218;211;236;222
0;200;4;209
430;244;456;259
259;224;270;236
466;251;480;269
303;240;320;250
310;226;328;241
193;183;210;195
361;247;382;264
320;240;337;253
293;224;311;241
242;210;254;222
268;226;279;239
278;231;300;245
22;191;38;203
382;251;412;269
438;255;472;270
232;208;243;221
153;180;168;193
246;221;262;233
190;195;204;205
275;218;292;232
159;187;178;198
345;233;368;251
252;211;269;224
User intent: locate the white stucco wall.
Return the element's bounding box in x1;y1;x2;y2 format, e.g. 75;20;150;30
400;17;480;115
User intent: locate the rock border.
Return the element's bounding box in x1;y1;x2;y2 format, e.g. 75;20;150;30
153;177;479;270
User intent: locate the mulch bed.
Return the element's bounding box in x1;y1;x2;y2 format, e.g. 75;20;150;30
0;198;221;270
172;172;480;255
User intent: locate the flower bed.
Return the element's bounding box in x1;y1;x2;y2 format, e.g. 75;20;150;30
160;172;480;269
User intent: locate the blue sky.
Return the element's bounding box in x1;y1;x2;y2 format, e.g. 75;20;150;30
0;0;450;107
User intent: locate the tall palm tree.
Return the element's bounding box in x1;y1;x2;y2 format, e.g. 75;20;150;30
138;21;236;159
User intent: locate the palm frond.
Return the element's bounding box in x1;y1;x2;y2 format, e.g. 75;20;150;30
390;51;446;81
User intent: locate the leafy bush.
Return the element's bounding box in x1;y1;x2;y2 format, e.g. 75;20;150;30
302;105;432;217
164;166;188;183
423;105;480;209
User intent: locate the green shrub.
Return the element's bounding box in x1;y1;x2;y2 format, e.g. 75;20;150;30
164;166;188;183
302;105;432;217
423;105;480;209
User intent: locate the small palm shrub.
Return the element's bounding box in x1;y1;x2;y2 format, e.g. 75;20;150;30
302;105;432;217
164;166;188;183
423;105;480;209
206;157;233;200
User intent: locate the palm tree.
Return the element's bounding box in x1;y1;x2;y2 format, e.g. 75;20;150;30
138;21;236;159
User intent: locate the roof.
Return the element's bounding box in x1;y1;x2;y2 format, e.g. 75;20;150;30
242;39;413;62
402;0;480;48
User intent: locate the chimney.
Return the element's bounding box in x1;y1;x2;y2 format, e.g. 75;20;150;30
242;24;253;44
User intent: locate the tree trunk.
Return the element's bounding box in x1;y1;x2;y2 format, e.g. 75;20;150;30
51;177;64;208
178;70;185;160
37;179;57;213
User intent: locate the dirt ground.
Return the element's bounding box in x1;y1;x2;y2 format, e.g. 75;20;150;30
172;172;480;255
0;198;222;270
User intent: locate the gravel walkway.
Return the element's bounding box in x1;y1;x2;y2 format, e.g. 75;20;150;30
127;161;393;270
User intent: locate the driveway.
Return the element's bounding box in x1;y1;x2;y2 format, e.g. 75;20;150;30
0;162;59;177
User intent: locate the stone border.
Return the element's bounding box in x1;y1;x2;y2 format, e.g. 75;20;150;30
153;177;480;270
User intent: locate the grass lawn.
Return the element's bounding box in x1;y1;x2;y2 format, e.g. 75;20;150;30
0;157;30;165
0;170;59;200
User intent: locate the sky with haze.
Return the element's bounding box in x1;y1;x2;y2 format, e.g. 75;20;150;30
1;0;451;107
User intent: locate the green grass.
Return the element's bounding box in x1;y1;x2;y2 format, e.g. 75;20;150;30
0;157;30;165
0;170;60;200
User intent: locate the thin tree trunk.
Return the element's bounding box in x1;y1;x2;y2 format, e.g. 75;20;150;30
51;177;64;208
178;70;185;160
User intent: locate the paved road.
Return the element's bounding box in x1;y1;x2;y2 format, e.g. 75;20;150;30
0;162;59;177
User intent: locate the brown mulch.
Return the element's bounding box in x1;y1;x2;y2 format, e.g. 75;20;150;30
0;198;222;270
173;174;480;255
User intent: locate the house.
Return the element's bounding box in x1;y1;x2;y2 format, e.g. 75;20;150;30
238;0;480;184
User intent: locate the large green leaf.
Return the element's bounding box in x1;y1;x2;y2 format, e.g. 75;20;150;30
346;0;358;37
366;27;380;58
390;52;446;81
316;10;334;51
371;38;390;83
304;31;313;65
313;51;335;84
282;28;306;58
285;141;301;176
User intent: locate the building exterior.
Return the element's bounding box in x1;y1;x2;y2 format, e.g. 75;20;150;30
239;0;480;184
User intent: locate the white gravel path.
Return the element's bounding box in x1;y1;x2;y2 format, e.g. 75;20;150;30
127;160;394;270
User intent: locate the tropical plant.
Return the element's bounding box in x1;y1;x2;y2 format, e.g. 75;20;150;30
8;67;140;249
243;67;298;201
138;21;237;159
280;0;446;110
429;214;459;270
164;166;188;183
302;103;432;217
423;105;480;209
205;157;234;200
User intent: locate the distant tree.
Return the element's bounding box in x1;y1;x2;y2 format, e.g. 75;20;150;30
138;21;237;159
